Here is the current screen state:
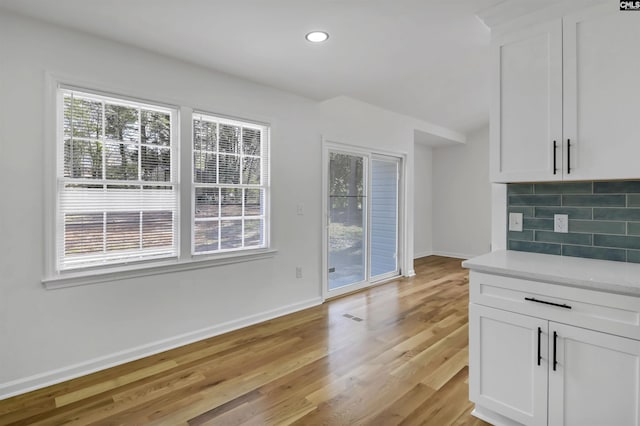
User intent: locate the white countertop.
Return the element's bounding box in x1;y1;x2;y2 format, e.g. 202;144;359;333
462;250;640;297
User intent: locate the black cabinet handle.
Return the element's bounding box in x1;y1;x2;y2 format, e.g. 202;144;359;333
553;331;558;371
567;139;571;174
553;141;557;175
537;327;542;366
525;297;572;310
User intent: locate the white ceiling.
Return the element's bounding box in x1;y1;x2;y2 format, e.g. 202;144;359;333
0;0;505;134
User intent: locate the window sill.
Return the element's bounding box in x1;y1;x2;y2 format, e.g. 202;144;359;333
42;248;278;290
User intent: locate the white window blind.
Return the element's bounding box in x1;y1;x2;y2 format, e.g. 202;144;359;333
57;87;178;270
192;113;269;254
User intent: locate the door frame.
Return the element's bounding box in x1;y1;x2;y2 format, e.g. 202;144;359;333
322;138;406;301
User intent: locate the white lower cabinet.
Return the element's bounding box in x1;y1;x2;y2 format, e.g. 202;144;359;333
469;278;640;425
470;304;548;426
548;323;640;426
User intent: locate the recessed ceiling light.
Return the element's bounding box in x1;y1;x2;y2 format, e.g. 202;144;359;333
305;31;329;43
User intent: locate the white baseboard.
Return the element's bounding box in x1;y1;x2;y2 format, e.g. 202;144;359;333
0;297;323;400
472;405;522;426
431;250;478;260
413;250;433;259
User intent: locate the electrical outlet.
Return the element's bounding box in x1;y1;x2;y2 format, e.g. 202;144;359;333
296;267;302;278
554;214;569;233
508;212;523;232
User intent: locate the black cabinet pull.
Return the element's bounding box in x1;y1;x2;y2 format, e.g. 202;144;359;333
553;331;558;371
525;297;572;310
553;141;557;175
537;327;542;366
567;139;571;174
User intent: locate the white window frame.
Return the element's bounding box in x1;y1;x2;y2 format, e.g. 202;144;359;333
43;78;276;289
191;112;270;256
55;86;180;271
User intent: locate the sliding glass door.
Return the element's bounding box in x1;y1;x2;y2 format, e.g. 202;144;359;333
325;145;401;297
328;151;367;290
370;156;399;281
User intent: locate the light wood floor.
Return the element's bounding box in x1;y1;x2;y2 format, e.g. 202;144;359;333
0;256;489;426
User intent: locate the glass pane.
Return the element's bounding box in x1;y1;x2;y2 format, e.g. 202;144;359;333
329;153;364;197
193;152;217;183
244;189;262;216
219;124;240;154
370;159;398;278
242;157;261;184
221;188;242;217
194;220;219;253
195;188;219;218
141;110;170;146
106;141;138;180
105;104;139;142
242;127;261;156
106;212;140;251
64;213;103;255
244;219;262;247
142;211;173;248
193;119;217;152
64;95;102;139
328;152;366;290
64;139;103;179
219;155;240;184
220;219;242;250
141;146;171;182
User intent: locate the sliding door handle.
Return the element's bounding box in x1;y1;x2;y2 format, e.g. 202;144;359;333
553;331;558;371
553;141;557;175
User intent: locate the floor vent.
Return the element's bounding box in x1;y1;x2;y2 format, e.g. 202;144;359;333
343;313;363;322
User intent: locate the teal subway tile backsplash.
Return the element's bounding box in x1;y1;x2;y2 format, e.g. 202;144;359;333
535;231;592;245
594;208;640;221
508;230;534;241
509;240;561;255
562;245;627;262
507;180;640;263
534;182;592;194
535;207;592;220
628;195;640;207
508;206;535;217
594;234;640;250
628;223;640;236
569;220;626;234
507;184;534;195
594;181;640;193
523;218;554;230
628;250;640;264
509;195;561;206
562;194;625;207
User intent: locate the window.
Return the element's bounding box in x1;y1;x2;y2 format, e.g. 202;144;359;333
50;85;272;282
57;87;178;270
192;113;269;254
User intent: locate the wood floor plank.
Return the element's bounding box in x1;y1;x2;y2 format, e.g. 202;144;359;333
0;256;489;426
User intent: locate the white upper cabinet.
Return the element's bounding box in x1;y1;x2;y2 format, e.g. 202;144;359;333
563;4;640;181
491;2;640;183
491;20;563;183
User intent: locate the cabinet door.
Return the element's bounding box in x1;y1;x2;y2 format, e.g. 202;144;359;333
469;304;548;426
549;322;640;426
491;20;563;183
563;4;640;180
